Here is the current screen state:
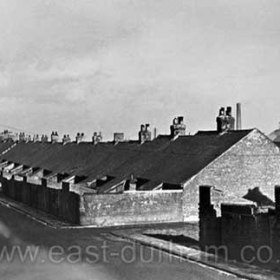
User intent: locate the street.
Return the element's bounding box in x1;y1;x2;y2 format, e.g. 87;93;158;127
0;204;237;280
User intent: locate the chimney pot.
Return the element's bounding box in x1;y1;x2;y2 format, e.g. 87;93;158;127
219;107;225;115
173;117;178;125
226;107;232;116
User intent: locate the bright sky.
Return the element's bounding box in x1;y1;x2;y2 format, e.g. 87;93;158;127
0;0;280;140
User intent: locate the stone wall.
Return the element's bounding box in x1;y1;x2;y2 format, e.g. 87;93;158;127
183;130;280;221
80;191;183;227
1;175;183;227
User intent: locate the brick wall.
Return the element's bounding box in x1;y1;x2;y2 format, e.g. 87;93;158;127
1;175;183;226
183;129;280;221
80;191;183;227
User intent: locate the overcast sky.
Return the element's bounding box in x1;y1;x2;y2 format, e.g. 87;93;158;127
0;0;280;139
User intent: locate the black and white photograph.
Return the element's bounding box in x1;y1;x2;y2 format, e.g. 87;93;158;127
0;1;280;279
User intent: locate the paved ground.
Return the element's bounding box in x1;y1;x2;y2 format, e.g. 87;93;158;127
0;204;240;280
113;231;280;280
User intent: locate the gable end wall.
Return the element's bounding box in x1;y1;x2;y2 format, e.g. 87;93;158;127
182;129;280;221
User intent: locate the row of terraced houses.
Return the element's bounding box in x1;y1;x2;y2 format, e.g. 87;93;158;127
1;105;280;227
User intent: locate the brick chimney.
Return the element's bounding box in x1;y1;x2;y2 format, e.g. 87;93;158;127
113;133;124;143
62;134;71;144
33;134;40;142
19;132;26;142
216;107;226;133
170;116;186;137
217;106;235;133
51;131;59;143
75;132;85;144
138;124;151;144
226;106;235;130
92;132;102;145
41;134;48;143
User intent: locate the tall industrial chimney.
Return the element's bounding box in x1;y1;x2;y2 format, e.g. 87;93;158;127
153;127;157;139
236;103;242;130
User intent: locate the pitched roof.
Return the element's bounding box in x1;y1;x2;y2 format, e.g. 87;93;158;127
0;141;15;155
0;129;253;190
115;129;253;185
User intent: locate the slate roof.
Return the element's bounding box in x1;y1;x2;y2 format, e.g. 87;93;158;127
0;129;253;191
112;130;253;185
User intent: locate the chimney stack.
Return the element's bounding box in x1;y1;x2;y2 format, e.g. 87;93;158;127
216;107;225;133
92;132;102;145
33;134;40;143
19;132;26;142
226;106;235;130
51;131;59;143
236;103;242;130
26;135;32;142
113;133;124;143
170;116;186;137
138;124;152;144
216;106;235;133
62;134;71;144
75;132;85;144
41;134;48;143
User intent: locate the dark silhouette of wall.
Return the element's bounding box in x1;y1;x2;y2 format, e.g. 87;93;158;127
199;185;280;267
0;175;80;224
